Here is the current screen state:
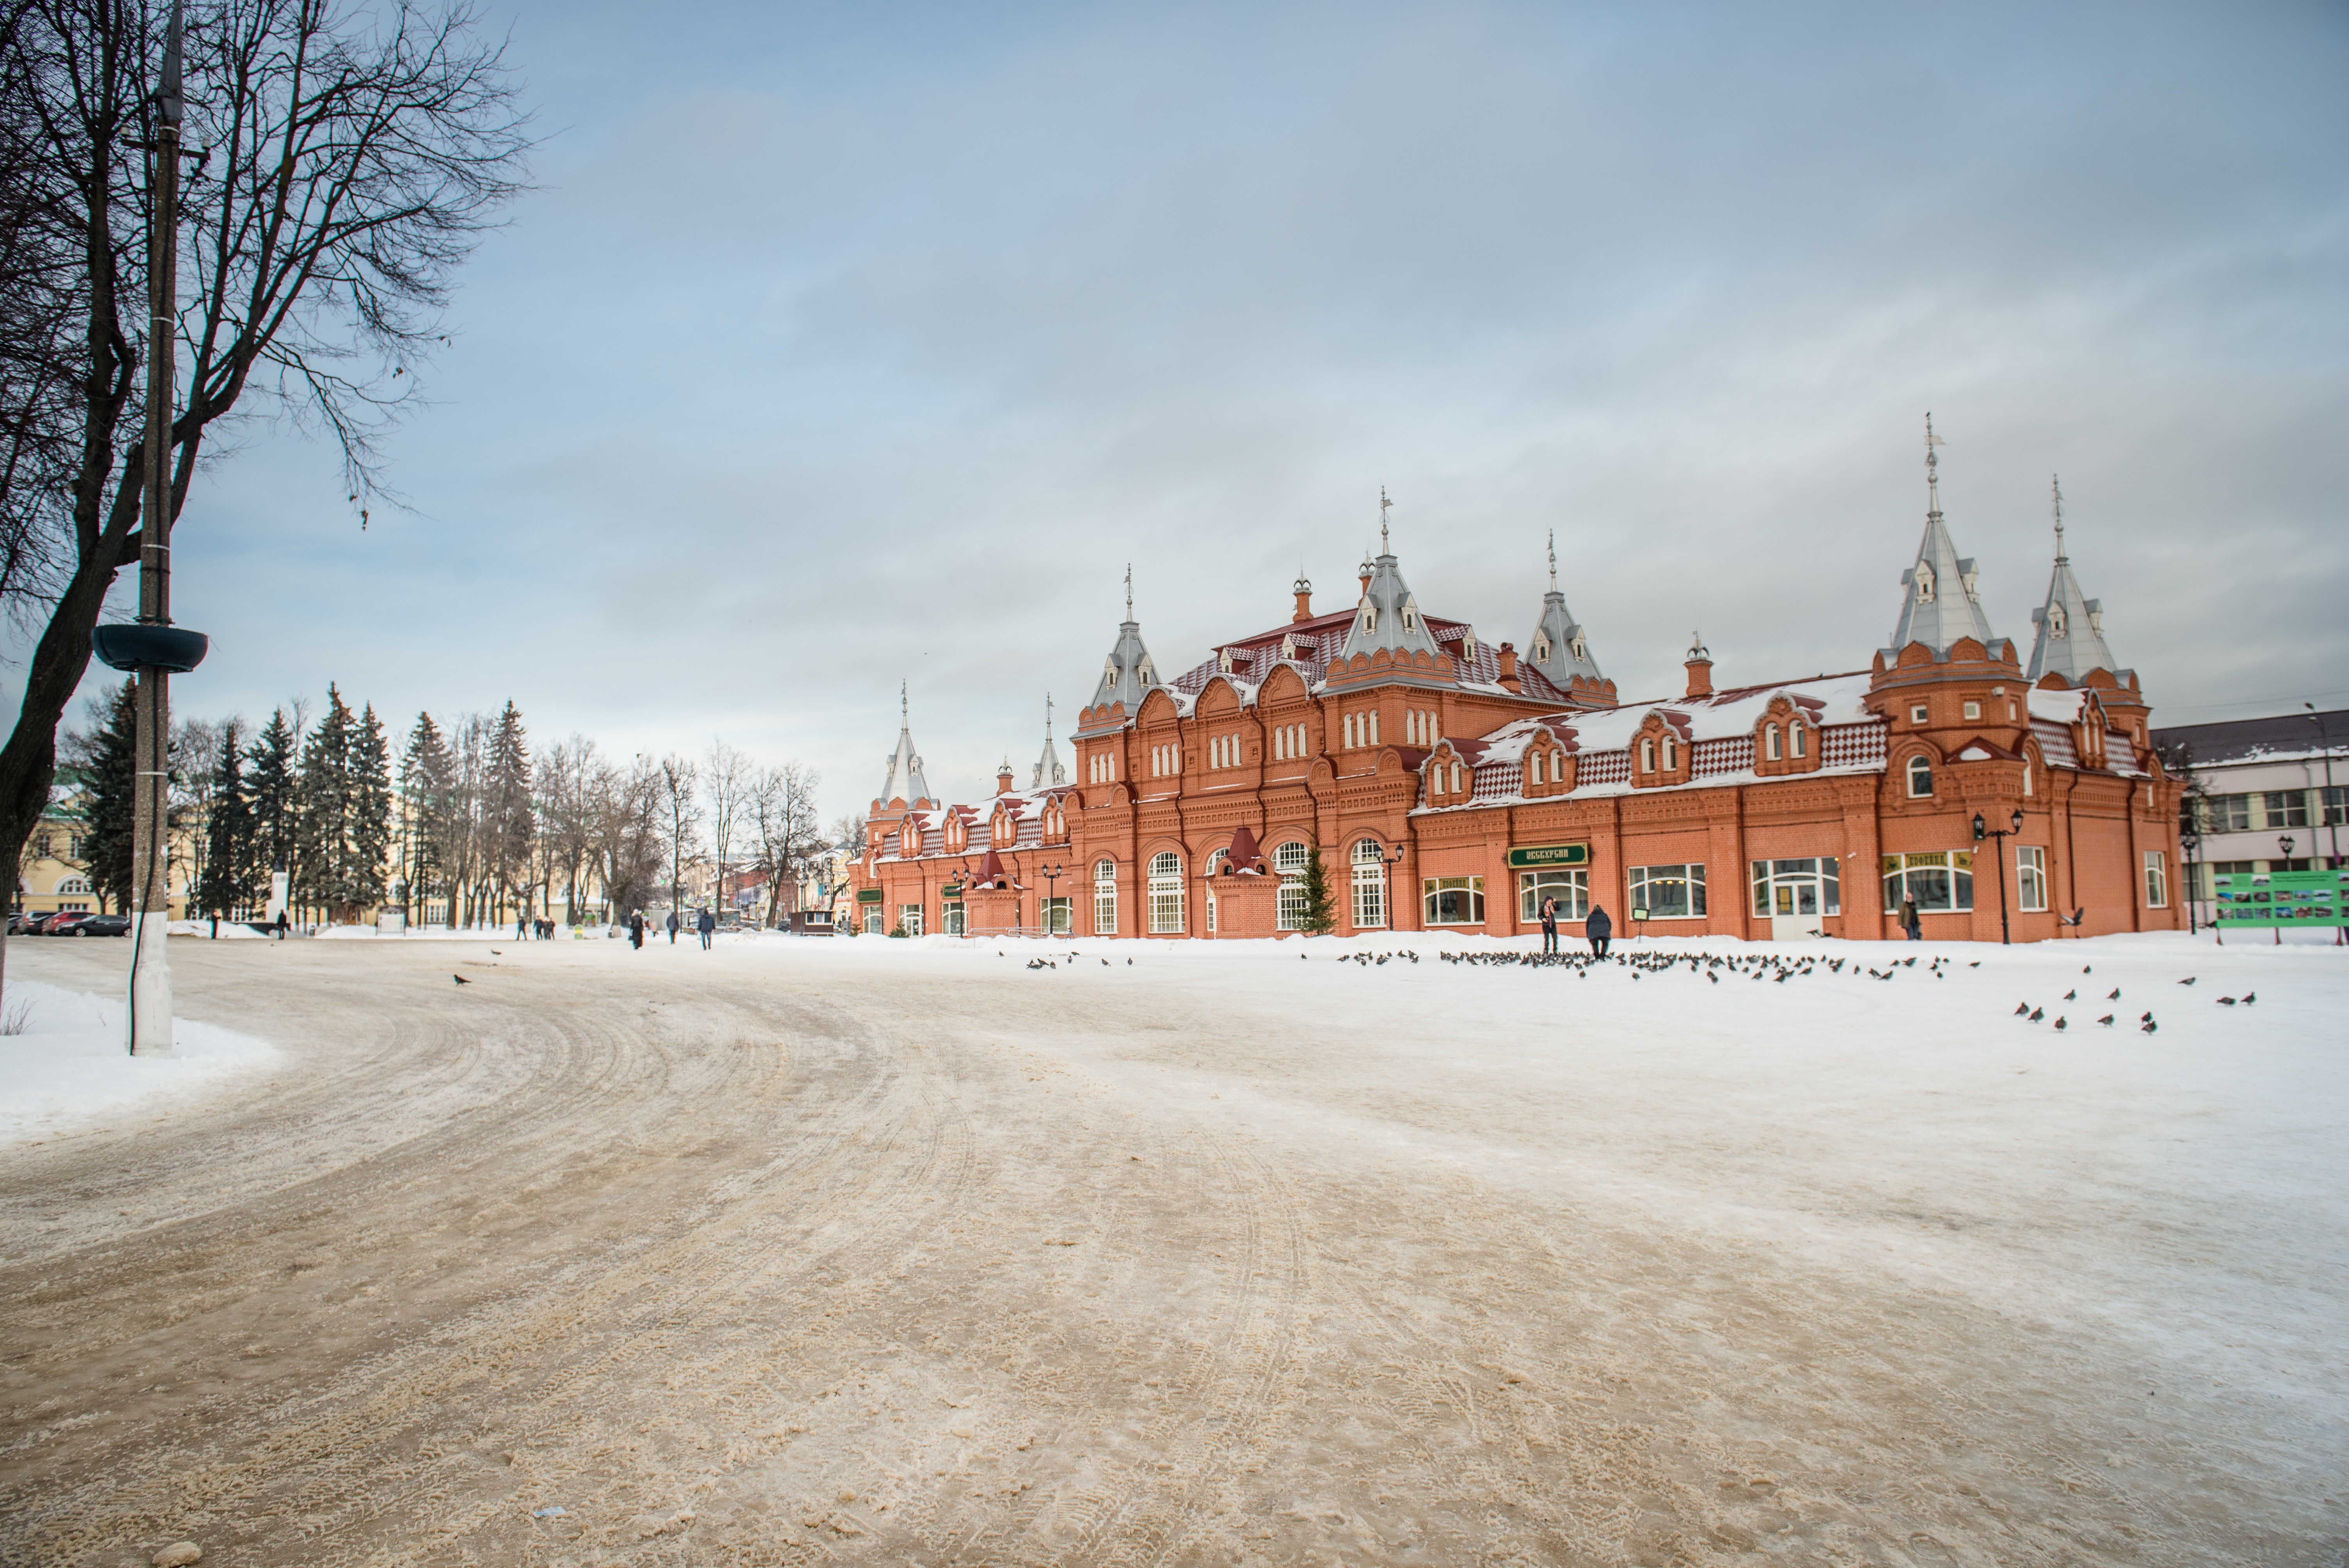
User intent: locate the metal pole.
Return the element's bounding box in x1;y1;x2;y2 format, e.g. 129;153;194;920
1995;831;2011;945
130;5;184;1056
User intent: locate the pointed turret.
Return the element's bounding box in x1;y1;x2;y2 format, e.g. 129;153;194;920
1032;695;1067;788
875;683;933;811
1884;415;2003;659
2026;477;2120;683
1338;492;1443;664
1087;566;1162;718
1525;529;1604;691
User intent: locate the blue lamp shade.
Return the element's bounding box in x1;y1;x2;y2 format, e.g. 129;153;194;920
92;624;208;674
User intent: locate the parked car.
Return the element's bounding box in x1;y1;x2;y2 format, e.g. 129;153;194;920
68;914;130;937
5;912;35;935
37;911;93;935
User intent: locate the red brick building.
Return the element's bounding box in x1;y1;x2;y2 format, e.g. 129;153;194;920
855;448;2183;944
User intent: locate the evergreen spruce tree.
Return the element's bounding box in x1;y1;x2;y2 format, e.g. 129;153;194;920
485;700;532;924
195;720;256;918
1299;844;1338;935
247;709;301;917
83;682;138;913
296;686;358;921
401;713;454;924
351;705;393;914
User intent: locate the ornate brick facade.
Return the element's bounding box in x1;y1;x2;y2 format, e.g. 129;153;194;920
856;451;2183;945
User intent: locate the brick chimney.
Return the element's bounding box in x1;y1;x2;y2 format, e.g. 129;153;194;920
1292;573;1313;623
1496;641;1521;693
1684;633;1713;698
995;758;1015;795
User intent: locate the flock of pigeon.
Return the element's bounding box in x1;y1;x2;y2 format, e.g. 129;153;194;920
2010;968;2255;1034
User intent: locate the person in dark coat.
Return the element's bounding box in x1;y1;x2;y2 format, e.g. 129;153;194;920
1539;894;1559;956
1585;903;1613;959
629;910;645;949
1900;896;1922;941
697;906;715;950
666;909;680;944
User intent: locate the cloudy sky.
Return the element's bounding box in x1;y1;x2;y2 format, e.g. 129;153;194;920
36;0;2349;819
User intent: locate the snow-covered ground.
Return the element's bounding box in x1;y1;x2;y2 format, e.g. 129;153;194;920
0;925;2341;1564
0;977;281;1146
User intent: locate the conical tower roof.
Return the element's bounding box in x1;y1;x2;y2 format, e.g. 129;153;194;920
2026;478;2119;683
1031;696;1067;788
1526;529;1603;687
876;684;932;810
1339;494;1443;664
1885;416;2001;657
1087;568;1161;718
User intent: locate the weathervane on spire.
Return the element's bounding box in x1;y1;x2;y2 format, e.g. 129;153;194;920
2051;474;2066;561
1044;691;1053;739
1124;563;1133;620
1547;527;1558;592
900;679;908;724
1379;487;1392;555
1924;412;1946;519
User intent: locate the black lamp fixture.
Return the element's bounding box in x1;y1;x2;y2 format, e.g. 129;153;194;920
1971;807;2027;945
93;624;208;674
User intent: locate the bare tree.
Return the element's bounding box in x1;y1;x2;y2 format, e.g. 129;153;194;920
0;0;531;952
584;753;662;923
749;762;820;928
534;735;595;925
700;739;750;922
658;754;698;924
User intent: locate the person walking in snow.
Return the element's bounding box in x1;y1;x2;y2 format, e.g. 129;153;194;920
1585;903;1612;959
666;909;680;944
629;910;645;949
697;907;715;950
1900;896;1921;941
1540;893;1559;956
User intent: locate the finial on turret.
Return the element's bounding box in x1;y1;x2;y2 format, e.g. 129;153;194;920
1379;487;1392;555
900;680;908;724
1547;528;1558;592
1124;563;1133;620
2051;474;2066;562
1044;692;1053;739
1924;412;1946;519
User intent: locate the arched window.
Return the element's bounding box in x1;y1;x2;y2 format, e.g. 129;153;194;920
1527;750;1543;786
1094;859;1118;935
1351;839;1387;929
1641;738;1656;773
899;824;919;855
1907;754;1934;798
1450;763;1463;794
1663;737;1677;771
1274;841;1310;930
1148;851;1185;933
55;875;88;894
1765;724;1781;761
1790;724;1806;759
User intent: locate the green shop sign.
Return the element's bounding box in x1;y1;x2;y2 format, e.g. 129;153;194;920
855;888;884;903
2212;868;2347;927
941;883;964;898
1506;842;1591;870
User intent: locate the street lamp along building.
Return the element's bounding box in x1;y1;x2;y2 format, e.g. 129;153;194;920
855;448;2185;944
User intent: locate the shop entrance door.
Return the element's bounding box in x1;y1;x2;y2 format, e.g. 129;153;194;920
1769;878;1824;942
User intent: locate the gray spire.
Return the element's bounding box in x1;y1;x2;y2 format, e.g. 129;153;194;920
1032;694;1066;788
877;682;932;808
1886;414;2000;656
2026;476;2118;682
1526;527;1603;688
1088;574;1162;718
1339;496;1443;664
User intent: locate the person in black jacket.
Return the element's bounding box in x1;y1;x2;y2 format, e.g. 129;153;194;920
1539;894;1559;956
697;906;715;949
629;910;645;949
1585;903;1613;959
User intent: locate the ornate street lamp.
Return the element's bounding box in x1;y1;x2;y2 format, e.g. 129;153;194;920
2180;827;2200;936
1973;807;2026;946
1040;862;1066;936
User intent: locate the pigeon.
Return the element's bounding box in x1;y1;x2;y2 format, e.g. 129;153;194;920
2141;1019;2158;1034
2028;1007;2044;1022
2053;1017;2067;1031
2243;992;2256;1005
2096;1014;2114;1026
1103;959;1110;966
2216;996;2236;1006
489;948;502;954
2140;1011;2153;1023
1968;961;1981;968
2064;989;2076;1001
2014;1003;2031;1016
2107;988;2121;1000
2178;977;2196;987
453;974;469;985
2082;964;2093;974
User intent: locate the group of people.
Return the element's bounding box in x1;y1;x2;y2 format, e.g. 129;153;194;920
622;907;720;950
512;916;558;941
1537;896;1612;958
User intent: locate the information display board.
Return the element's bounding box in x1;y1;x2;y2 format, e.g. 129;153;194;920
2211;868;2347;927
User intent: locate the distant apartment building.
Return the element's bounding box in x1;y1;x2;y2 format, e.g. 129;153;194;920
2153;707;2347;925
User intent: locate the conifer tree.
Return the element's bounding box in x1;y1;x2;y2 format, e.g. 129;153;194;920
1299;844;1338;935
83;683;138;913
402;713;455;924
352;706;393;917
196;721;256;918
248;710;301;912
485;701;532;924
296;686;360;921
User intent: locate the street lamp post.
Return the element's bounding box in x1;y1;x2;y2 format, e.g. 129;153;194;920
2311;704;2340;870
2180;828;2199;936
1040;862;1064;936
1384;844;1408;933
2277;835;2296;946
1973;808;2025;946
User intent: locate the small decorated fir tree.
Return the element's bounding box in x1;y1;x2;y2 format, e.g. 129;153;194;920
1299;845;1338;934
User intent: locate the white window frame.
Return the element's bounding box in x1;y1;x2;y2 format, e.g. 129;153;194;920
1963;700;1981;721
1626;864;1707;919
1351;840;1387;928
1791;724;1805;758
1093;860;1118;935
1519;868;1589;923
1422;875;1486;926
2143;850;2167;909
2016;845;2048;912
1907;755;1934;798
1881;851;1975;914
1273;841;1310;930
1911;704;1930;724
1148;851;1185;934
899;903;923;936
1042;896;1073;935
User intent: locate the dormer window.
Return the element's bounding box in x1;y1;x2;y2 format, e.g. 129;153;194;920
1137;657;1155;683
1360;606;1378;634
1401;606;1417;632
1217;647;1234;673
1533;635;1551;661
2047;604;2067;638
1663;737;1677;770
1641;738;1656;773
1765;724;1781;761
1790;725;1805;759
1528;751;1543;786
1570;636;1588;663
1914;562;1937;603
1103;657;1120;686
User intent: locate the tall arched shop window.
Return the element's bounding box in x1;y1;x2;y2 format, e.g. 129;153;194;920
1148;850;1185;934
1352;839;1388;928
1093;859;1118;935
1765;724;1781;760
1907;754;1934;798
1274;841;1310;930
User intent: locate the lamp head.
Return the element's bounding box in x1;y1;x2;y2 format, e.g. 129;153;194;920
2011;809;2024;834
1971;812;1986;841
2280;835;2296;857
